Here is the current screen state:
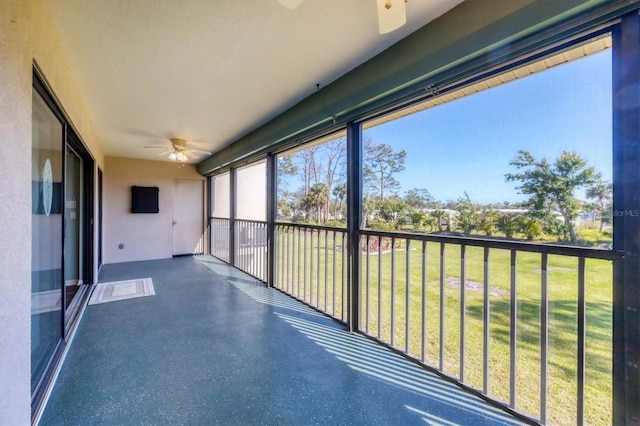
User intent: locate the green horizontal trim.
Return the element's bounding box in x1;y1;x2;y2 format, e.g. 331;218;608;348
198;0;625;176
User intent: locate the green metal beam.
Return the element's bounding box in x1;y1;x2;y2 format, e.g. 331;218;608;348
198;0;612;175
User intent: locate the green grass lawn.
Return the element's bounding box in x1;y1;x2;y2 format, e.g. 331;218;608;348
273;228;612;426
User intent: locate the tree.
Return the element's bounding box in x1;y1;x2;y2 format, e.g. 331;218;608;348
297;146;320;193
454;193;478;235
404;188;433;210
277;156;298;220
321;138;346;222
293;146;321;221
505;150;598;243
277;155;298;188
586;179;612;232
477;207;499;236
583;201;599;222
285;138;347;225
364;142;407;200
362;195;377;228
409;210;427;231
517;215;542;240
332;182;347;220
430;209;447;232
424;215;439;232
376;195;407;230
303;183;328;223
601;201;612;231
543;216;570;242
496;214;519;238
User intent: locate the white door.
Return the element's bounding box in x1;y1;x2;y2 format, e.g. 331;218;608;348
173;179;204;256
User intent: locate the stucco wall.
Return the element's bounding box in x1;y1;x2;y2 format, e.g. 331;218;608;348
0;2;33;423
0;0;104;423
104;156;204;264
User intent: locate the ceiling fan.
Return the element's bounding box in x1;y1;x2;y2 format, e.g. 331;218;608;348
278;0;406;34
144;138;211;162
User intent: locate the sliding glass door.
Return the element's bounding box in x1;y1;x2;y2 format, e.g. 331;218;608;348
31;75;94;412
31;89;64;394
64;147;83;310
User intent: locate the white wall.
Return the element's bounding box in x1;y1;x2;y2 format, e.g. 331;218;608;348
104;156;204;264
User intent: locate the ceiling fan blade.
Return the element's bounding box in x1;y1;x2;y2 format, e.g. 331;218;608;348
144;145;169;149
376;0;406;34
189;149;212;155
156;150;171;156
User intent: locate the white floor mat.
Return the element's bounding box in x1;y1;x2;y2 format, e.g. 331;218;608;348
89;278;155;305
32;290;62;314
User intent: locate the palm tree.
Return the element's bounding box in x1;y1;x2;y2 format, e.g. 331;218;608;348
583;201;599;222
430;209;447;232
587;180;612;232
306;183;328;223
332;183;346;220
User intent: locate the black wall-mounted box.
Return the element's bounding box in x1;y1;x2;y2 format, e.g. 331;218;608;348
131;186;159;213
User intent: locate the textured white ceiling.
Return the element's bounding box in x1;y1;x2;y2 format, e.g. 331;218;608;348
44;0;463;163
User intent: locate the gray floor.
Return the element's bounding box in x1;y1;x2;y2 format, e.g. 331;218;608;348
41;256;525;425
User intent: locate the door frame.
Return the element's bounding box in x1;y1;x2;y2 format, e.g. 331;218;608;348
98;167;103;272
172;179;205;256
66;128;94;288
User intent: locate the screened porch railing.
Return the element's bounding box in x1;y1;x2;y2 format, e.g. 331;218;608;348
210;217;267;281
234;219;267;282
274;223;348;323
210;217;230;263
212;216;620;424
359;229;620;425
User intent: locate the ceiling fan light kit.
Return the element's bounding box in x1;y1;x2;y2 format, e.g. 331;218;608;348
277;0;407;35
168;138;188;162
377;0;406;34
144;137;210;162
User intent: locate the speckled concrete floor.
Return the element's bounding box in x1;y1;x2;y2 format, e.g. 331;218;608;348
41;256;526;425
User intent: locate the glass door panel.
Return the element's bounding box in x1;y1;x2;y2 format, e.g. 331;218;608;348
64;148;82;310
31;90;63;393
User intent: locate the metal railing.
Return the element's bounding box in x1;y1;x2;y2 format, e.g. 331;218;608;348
359;229;620;426
211;217;268;281
234;219;268;282
274;223;348;322
210;217;231;263
212;215;620;425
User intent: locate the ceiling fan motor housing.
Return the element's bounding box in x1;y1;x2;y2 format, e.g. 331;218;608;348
170;138;188;151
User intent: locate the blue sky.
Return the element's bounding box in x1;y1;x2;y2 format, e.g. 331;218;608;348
364;48;612;204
